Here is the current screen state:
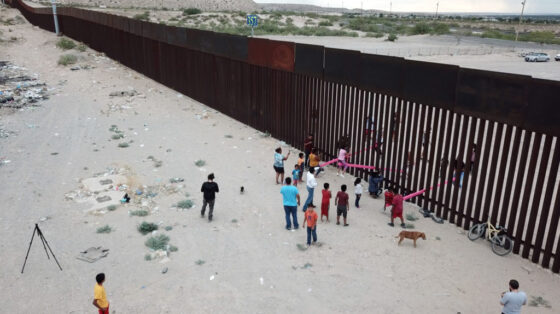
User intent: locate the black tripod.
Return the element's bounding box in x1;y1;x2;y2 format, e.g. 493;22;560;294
21;224;62;273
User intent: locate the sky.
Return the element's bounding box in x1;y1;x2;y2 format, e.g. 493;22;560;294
254;0;560;14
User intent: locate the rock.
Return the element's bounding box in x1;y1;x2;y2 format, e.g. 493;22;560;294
161;267;168;274
99;179;113;185
109;90;138;97
96;195;112;203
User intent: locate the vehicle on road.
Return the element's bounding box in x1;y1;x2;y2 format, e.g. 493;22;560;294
525;53;550;62
555;54;560;61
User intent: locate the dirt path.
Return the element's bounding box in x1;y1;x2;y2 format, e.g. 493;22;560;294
1;6;559;314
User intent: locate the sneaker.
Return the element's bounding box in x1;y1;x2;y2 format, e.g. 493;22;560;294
344;224;349;227
388;222;394;227
286;227;291;230
340;174;345;178
401;223;406;228
336;222;340;225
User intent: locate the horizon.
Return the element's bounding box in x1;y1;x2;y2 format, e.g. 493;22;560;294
254;0;560;15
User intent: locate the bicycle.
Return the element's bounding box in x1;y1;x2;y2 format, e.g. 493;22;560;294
467;219;513;256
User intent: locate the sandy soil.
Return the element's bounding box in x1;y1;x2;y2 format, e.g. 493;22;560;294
1;6;560;314
262;34;560;81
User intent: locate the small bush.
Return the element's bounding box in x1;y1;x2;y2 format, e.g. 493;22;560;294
169;245;178;252
405;223;415;229
133;11;150;21
96;225;112;233
76;43;87;52
58;54;77;66
529;296;551;308
107;205;117;211
138;222;159;235
224;134;233;138
387;33;398;42
183;8;202;16
56;38;76;50
195;160;206;167
195;259;206;265
177;199;194;209
435;236;441;240
118;142;129;148
145;234;170;250
144;254;152;261
164;226;173;231
111;134;124;140
130;209;149;217
318;21;333;26
231;219;238;223
411;22;430;35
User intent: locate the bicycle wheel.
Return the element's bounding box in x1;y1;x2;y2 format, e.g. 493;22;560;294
468;224;484;241
491;234;513;256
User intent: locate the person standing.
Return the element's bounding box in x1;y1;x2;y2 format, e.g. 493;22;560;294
274;147;290;184
337;146;349;177
335;184;350;226
303;134;313;170
388;191;405;228
354;178;363;208
280;177;300;230
302;167;317;212
201;173;219;222
321;182;332;222
303;204;318;246
309;148;323;176
93;273;109;314
500;279;527;314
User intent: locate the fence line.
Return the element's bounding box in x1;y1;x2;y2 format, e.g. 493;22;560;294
7;0;560;273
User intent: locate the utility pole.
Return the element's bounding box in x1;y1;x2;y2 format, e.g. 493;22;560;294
50;0;60;36
435;1;439;19
390;1;392;15
361;1;363;15
515;0;527;41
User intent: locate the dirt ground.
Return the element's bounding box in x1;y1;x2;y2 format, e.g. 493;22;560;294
1;6;560;314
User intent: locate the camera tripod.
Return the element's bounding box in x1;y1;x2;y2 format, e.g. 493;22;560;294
21;223;62;273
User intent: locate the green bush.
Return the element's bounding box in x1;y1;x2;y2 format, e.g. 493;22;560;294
411;22;430;35
76;42;87;52
58;54;77;66
145;234;170;250
177;199;194;209
130;210;149;217
430;23;450;35
56;38;76;50
96;225;112;233
133;11;150;21
387;33;398;41
118;142;129;148
183;8;202;16
107;205;117;211
518;31;560;44
138;222;159;235
318;21;333;27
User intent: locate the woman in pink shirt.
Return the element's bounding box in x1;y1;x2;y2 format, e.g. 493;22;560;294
337;146;349;178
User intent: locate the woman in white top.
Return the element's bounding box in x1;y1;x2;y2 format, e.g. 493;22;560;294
337;146;349;177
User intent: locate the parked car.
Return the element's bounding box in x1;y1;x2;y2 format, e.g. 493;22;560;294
520;51;536;57
555;54;560;61
525;53;550;62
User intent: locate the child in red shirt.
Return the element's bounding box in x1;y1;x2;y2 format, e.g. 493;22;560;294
321;183;332;222
384;189;394;211
303;204;318;246
388;193;405;228
335;184;350;226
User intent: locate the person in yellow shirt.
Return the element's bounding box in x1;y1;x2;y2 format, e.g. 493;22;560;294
309;148;324;176
93;273;109;314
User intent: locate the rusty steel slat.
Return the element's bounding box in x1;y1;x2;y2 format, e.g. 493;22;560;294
471;121;495;223
481;124;505;223
490;125;514;225
456;116;478;228
368;93;378;170
407;103;422;200
377;94;387;173
513;133;543;254
348;87;358;177
355;89;367;178
534;140;560;266
435;110;455;218
385;98;396;188
326;81;335;160
333;84;342;162
400;101;414;195
463;119;486;228
506;130;532;231
448;115;471;224
421;107;439;210
441;113;463;220
521;135;553;259
429;110;449;213
382;96;393;188
545;182;560;271
417;106;432;209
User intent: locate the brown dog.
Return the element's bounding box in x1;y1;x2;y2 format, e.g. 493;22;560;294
395;231;426;247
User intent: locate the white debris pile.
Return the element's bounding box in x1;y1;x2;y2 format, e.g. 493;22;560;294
0;61;49;109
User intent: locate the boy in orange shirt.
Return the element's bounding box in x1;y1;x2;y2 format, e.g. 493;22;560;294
93;273;109;314
303;204;318;246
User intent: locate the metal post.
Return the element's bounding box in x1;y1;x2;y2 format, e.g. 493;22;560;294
435;2;439;19
515;1;527;42
51;0;60;36
251;26;254;37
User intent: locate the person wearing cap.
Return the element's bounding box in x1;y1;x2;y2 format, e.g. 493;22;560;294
201;173;219;222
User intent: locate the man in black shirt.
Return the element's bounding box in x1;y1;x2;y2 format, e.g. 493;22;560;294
201;173;219;222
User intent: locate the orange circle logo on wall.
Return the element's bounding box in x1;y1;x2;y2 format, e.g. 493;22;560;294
271;44;294;71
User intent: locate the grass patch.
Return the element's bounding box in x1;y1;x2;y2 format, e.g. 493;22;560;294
118;142;129;148
296;243;308;251
130;209;149;217
145;234;170;250
195;160;206;167
96;225;112;233
109;125;119;132
138;222;159;235
405;223;415;229
144;254;152;261
176;199;194;209
58;54;77;66
224;134;233;138
231;219;238;223
111;134;124;140
406;213;418;221
195;259;206;265
107;205;117;211
169;245;178;252
435;236;441;241
318;20;333;27
183;8;202;15
133;11;150;21
56;37;76;50
529;296;551;308
76;42;87;52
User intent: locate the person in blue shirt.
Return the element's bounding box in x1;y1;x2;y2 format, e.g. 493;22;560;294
292;164;301;186
280;177;300;230
274;147;290;185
